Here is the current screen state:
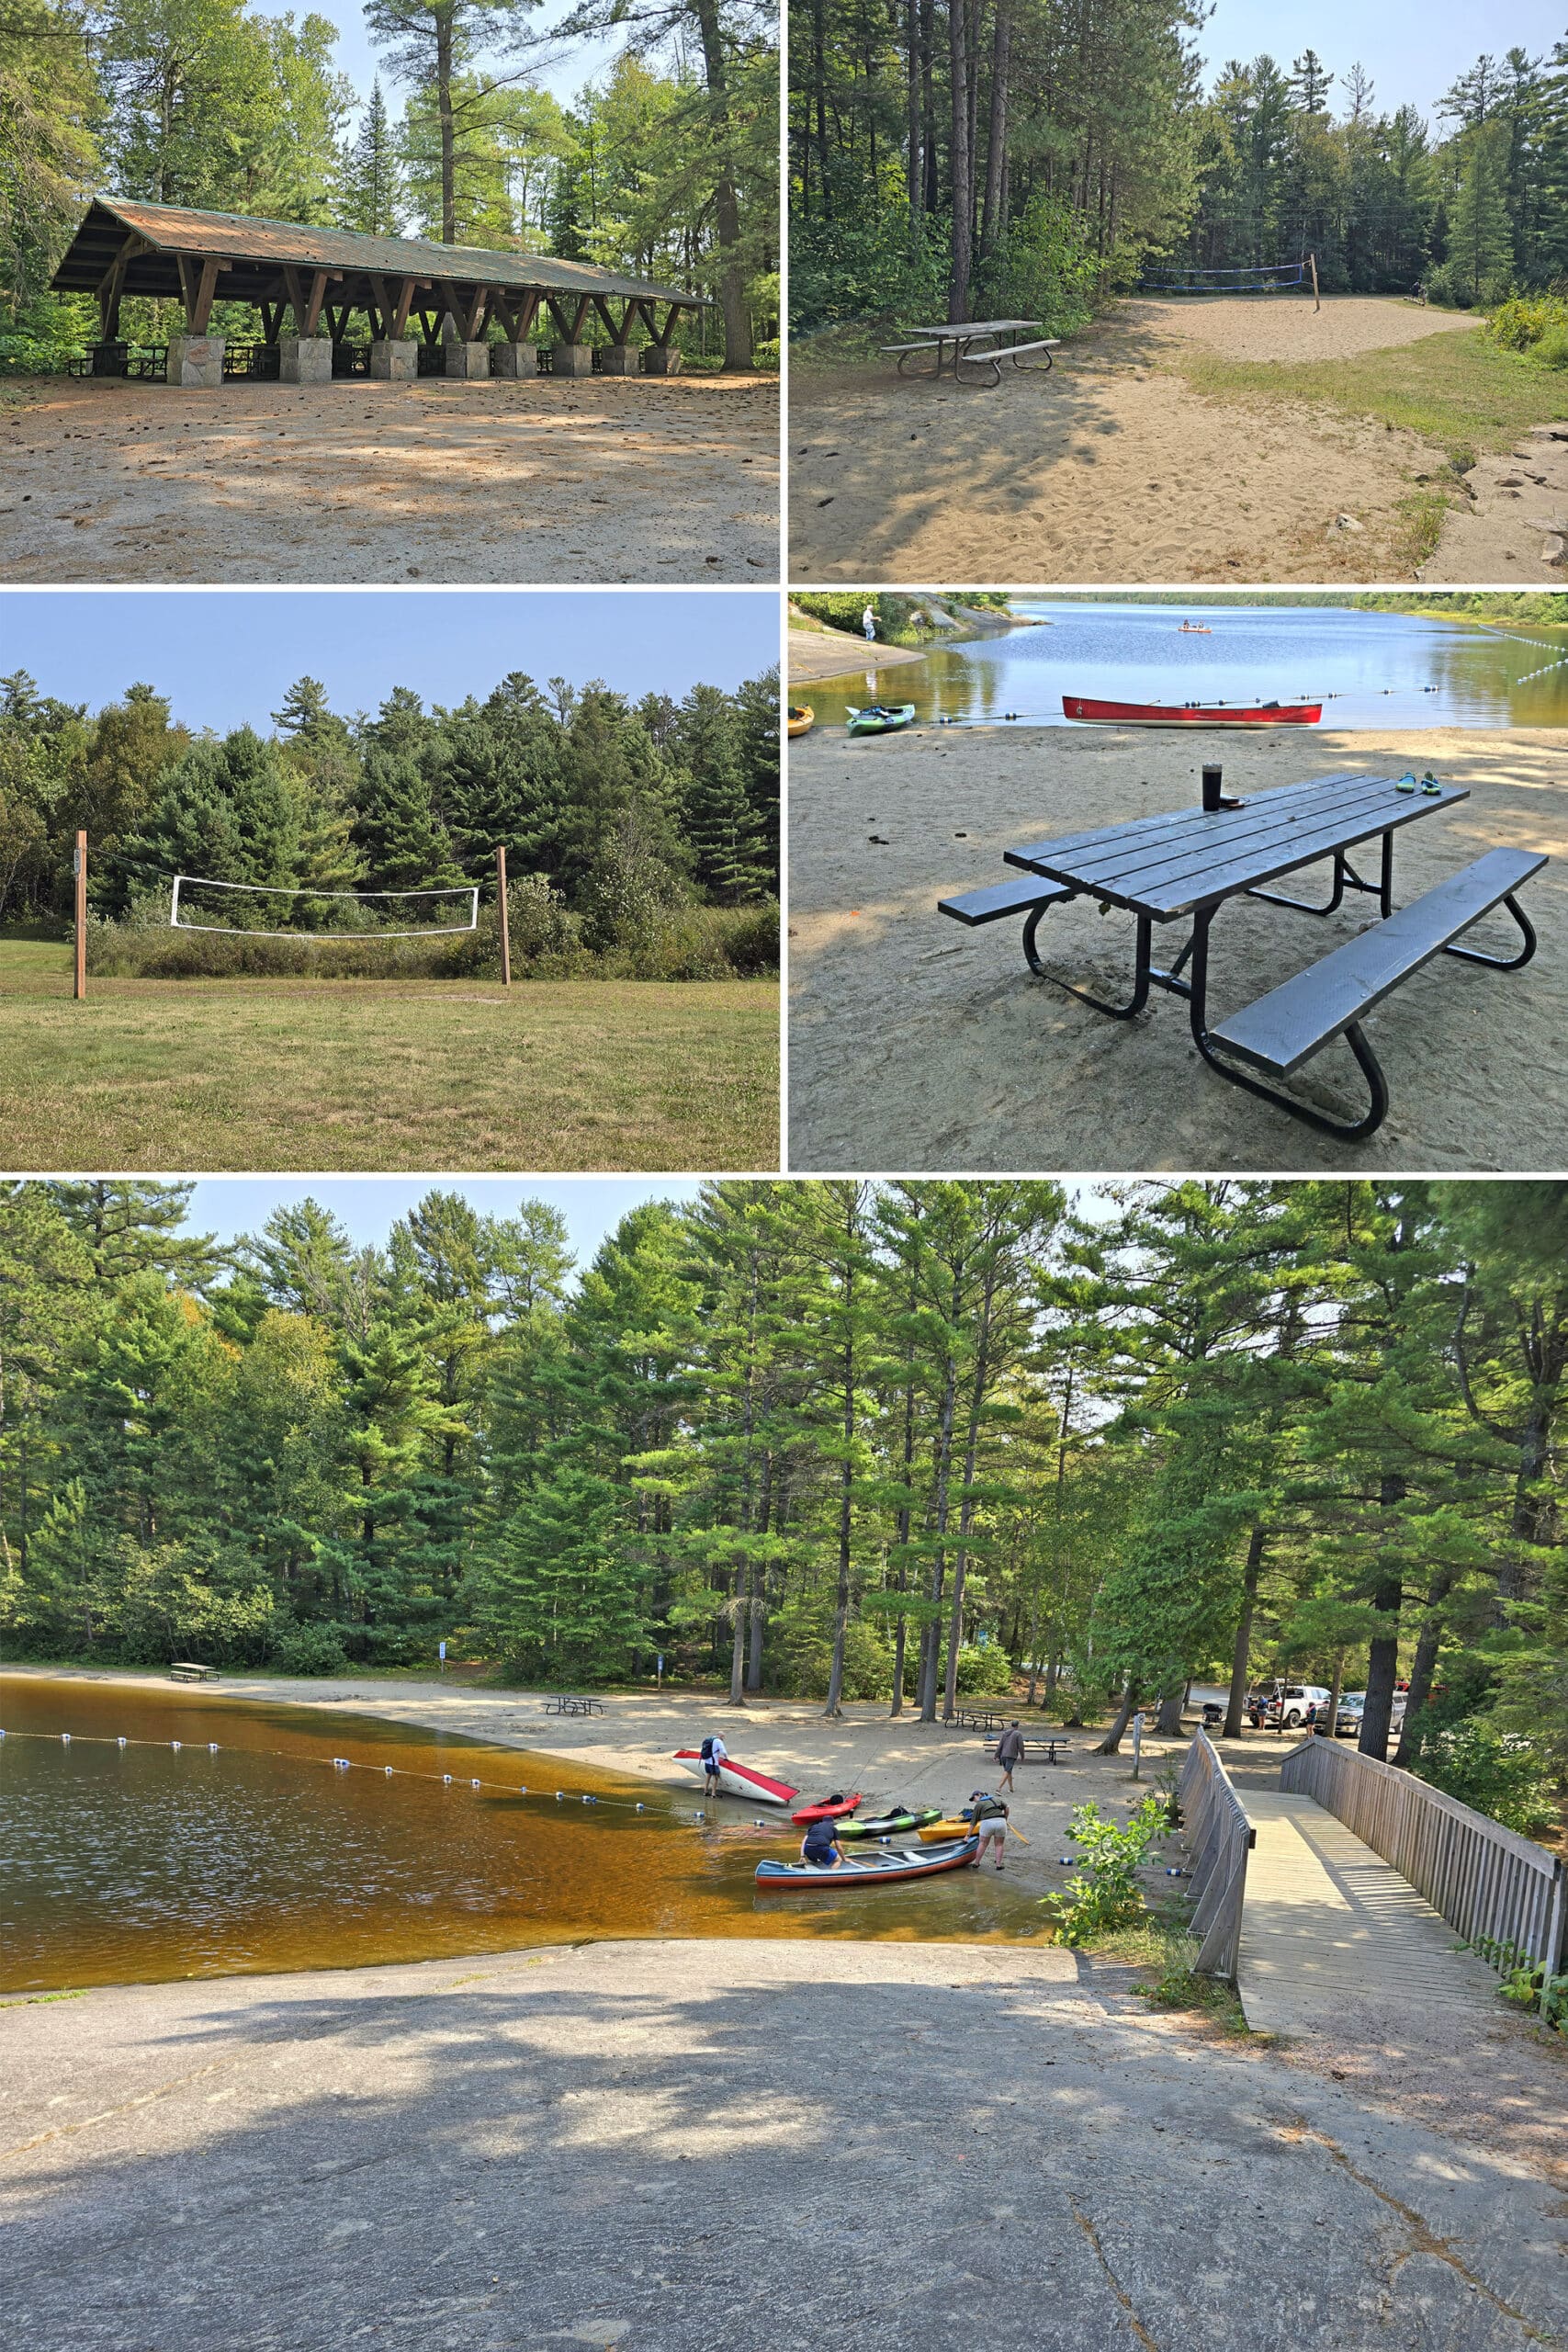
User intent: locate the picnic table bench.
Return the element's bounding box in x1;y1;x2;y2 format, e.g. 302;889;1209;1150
986;1735;1072;1765
881;320;1057;387
168;1662;218;1682
939;767;1547;1140
544;1693;604;1717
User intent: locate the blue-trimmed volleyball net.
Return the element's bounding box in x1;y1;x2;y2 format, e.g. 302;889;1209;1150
1139;262;1306;295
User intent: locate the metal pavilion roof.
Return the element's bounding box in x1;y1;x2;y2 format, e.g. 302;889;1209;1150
51;198;707;311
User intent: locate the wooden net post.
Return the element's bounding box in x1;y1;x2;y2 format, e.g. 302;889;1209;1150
495;844;511;986
73;830;87;1001
1309;253;1320;312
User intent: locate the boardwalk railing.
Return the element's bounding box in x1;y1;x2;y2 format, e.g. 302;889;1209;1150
1178;1732;1256;1982
1280;1735;1566;1975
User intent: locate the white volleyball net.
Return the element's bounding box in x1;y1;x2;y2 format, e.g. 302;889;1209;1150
168;875;480;941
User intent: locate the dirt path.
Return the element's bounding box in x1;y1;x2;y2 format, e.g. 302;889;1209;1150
787;723;1568;1172
790;298;1468;583
0;373;778;583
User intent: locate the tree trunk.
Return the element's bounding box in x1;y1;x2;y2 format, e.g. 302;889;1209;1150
889;1372;917;1717
906;0;922;222
1393;1572;1454;1764
1359;1476;1405;1760
919;1351;959;1721
693;0;751;366
436;22;457;245
947;0;973;320
920;0;937;212
1156;1690;1184;1735
1092;1679;1138;1755
1224;1524;1265;1736
980;0;1010;257
1324;1649;1348;1741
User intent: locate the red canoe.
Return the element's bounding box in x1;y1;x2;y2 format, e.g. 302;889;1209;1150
792;1792;863;1825
1062;695;1322;726
673;1748;799;1806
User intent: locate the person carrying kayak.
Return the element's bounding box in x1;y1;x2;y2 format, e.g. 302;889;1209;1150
962;1789;1010;1870
699;1732;728;1798
995;1721;1027;1791
801;1815;845;1870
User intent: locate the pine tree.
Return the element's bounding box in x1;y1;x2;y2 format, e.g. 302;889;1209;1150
337;77;403;234
1445;118;1516;300
676;683;766;902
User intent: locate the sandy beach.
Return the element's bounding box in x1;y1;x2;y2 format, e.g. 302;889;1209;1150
789;299;1487;584
0;372;778;583
786;723;1568;1172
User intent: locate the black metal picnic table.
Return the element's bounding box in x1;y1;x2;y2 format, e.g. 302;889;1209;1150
1003;770;1510;1136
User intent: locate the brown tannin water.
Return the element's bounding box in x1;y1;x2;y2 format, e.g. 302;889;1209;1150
0;1677;1044;1990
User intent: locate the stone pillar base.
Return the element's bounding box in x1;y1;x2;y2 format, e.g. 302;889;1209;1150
444;340;490;380
279;335;333;385
642;347;682;376
167;334;225;389
491;343;538;379
552;343;594;379
600;344;639;377
369;339;418;381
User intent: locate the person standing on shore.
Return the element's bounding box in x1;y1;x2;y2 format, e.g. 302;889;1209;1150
963;1790;1010;1871
700;1732;728;1798
995;1721;1026;1792
863;604;876;641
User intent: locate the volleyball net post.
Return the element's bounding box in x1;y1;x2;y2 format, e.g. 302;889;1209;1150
1309;252;1320;312
496;844;511;986
73;830;86;1001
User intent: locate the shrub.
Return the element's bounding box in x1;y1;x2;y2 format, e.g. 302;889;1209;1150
1487;296;1568;351
1535;328;1568;369
1407;1719;1555;1837
953;1640;1013;1695
270;1622;350;1676
1043;1795;1169;1946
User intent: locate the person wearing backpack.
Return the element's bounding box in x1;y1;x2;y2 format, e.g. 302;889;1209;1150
962;1789;1010;1870
995;1721;1027;1791
699;1732;728;1798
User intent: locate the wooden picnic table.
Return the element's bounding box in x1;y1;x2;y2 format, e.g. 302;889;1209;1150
544;1693;604;1717
888;319;1055;386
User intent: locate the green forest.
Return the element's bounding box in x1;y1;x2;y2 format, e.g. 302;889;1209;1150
2;0;778;369
0;662;779;980
2;1179;1563;1842
790;1;1568;334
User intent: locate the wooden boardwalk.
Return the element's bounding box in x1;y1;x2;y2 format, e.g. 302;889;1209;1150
1237;1788;1501;2034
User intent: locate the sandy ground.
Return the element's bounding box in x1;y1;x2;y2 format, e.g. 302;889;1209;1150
790;298;1470;583
788;628;926;685
786;723;1568;1173
1424;423;1568;582
0;373;779;583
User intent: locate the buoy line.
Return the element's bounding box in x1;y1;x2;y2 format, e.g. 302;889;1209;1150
0;1726;679;1819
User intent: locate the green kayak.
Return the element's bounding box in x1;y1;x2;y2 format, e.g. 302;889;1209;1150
839;1804;943;1841
845;703;916;736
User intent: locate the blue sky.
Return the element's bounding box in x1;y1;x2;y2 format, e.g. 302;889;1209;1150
1194;0;1560;120
0;592;780;732
184;1178;704;1267
329;2;623;128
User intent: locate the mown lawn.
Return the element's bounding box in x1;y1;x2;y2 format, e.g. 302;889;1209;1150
0;943;779;1171
1173;324;1568;464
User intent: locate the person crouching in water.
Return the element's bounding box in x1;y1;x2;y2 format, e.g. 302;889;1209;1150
801;1815;845;1870
963;1788;1010;1870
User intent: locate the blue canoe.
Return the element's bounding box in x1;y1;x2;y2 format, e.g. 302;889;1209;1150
754;1835;979;1891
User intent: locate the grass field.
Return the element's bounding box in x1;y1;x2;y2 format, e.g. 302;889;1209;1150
0;943;778;1171
1173;323;1568;465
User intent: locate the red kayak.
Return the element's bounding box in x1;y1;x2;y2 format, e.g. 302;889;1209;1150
1063;695;1322;726
673;1748;799;1806
792;1792;863;1825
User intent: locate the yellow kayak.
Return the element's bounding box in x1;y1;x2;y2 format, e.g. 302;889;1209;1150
917;1816;972;1843
787;704;815;737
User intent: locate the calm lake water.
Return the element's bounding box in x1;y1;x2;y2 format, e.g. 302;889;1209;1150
802;604;1568;731
0;1677;1043;1990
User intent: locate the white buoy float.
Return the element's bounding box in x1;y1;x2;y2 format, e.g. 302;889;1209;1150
61;1732;71;1744
385;1766;394;1775
118;1736;127;1747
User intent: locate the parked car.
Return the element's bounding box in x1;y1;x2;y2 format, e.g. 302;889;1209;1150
1335;1690;1406;1738
1263;1682;1332;1731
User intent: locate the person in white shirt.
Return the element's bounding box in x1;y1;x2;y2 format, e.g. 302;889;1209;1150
701;1732;728;1797
863;605;876;641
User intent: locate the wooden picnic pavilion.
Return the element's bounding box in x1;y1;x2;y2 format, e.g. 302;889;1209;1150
51;198;709;388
